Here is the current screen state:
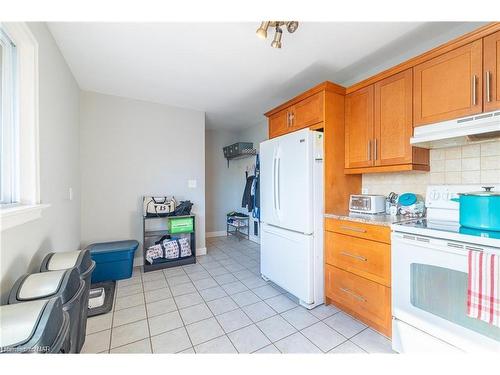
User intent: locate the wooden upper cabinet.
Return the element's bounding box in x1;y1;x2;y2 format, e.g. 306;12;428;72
484;30;500;112
374;69;413;166
345;86;374;169
267;91;325;138
268;108;290;139
413;40;483;126
291;92;324;130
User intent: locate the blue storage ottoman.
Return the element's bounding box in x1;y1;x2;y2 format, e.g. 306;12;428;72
87;240;139;283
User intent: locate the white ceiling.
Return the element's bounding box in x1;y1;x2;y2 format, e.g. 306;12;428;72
48;22;487;130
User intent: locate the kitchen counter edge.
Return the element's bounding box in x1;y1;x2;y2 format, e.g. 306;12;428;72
324;212;411;227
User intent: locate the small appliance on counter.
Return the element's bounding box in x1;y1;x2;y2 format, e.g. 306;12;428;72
397;192;425;218
349;194;386;214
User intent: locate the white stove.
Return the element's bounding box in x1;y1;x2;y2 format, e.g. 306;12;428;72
393;184;500;248
391;185;500;353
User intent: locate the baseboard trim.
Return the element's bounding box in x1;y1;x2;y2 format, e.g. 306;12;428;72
206;231;227;238
196;247;207;256
133;257;143;268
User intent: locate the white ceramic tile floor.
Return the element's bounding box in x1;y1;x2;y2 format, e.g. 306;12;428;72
82;236;394;354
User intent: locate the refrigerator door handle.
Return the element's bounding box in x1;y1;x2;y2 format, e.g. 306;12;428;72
277;157;281;211
273;153;277;212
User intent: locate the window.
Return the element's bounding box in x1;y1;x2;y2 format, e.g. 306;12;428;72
0;23;46;231
0;28;19;206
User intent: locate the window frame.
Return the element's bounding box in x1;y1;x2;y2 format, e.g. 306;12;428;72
1;27;19;205
0;22;48;231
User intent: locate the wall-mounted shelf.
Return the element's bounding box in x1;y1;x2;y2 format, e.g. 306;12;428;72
225;149;257;167
223;142;257;167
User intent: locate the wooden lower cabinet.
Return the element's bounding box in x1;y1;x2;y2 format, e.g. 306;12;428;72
324;218;392;337
325;264;391;337
324;217;391;243
325;231;391;287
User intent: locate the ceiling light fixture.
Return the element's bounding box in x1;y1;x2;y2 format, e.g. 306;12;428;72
256;21;270;39
271;27;283;49
256;21;299;49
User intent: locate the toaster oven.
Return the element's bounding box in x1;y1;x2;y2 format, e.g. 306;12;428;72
349;194;386;214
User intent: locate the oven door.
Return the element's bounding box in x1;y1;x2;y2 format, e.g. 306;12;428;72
392;231;500;353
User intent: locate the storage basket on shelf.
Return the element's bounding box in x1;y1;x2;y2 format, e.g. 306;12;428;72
168;216;194;234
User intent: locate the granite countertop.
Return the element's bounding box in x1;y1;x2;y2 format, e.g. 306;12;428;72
324;211;414;227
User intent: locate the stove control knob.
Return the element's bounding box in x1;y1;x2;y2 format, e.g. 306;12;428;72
430;190;440;200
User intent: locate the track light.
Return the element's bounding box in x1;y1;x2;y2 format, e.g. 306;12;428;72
256;21;299;49
286;21;299;33
271;27;283;49
256;21;270;39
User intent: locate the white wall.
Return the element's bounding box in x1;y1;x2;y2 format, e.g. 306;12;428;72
205;122;268;242
0;23;81;303
80;91;206;265
205;128;240;235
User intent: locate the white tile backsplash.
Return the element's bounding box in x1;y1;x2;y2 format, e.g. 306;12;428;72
362;140;500;197
461;157;480;171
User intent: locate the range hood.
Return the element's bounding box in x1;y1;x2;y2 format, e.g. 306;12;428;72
410;110;500;149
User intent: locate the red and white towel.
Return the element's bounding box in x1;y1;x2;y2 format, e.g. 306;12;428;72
467;250;500;327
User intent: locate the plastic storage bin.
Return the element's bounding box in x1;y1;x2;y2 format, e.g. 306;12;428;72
8;268;84;353
0;299;70;353
87;240;139;283
40;249;95;352
169;216;194;234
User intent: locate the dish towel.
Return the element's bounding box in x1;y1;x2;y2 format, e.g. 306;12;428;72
467;250;500;327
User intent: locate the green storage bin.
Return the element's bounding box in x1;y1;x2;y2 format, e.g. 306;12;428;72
169;217;194;234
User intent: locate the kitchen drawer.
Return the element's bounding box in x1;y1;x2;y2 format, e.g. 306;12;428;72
325;218;390;244
325;264;391;337
325;232;390;286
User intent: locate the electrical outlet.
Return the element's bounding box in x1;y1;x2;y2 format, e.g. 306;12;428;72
188;179;197;188
361;188;369;194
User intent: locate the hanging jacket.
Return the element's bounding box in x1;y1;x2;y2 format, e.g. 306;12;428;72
251;174;259;209
241;174;255;212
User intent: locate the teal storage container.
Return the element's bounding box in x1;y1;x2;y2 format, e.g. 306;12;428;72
88;240;139;283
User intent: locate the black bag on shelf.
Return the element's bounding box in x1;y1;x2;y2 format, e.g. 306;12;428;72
166;200;193;216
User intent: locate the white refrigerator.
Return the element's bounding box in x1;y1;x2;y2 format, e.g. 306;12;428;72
259;128;324;309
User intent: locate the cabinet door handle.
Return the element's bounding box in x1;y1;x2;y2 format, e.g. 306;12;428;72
339;287;366;302
472;75;478;106
374;139;378;161
486;71;491;103
340;225;367;233
367;140;372;161
340;251;367;262
286;111;290;127
290;111;294;127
